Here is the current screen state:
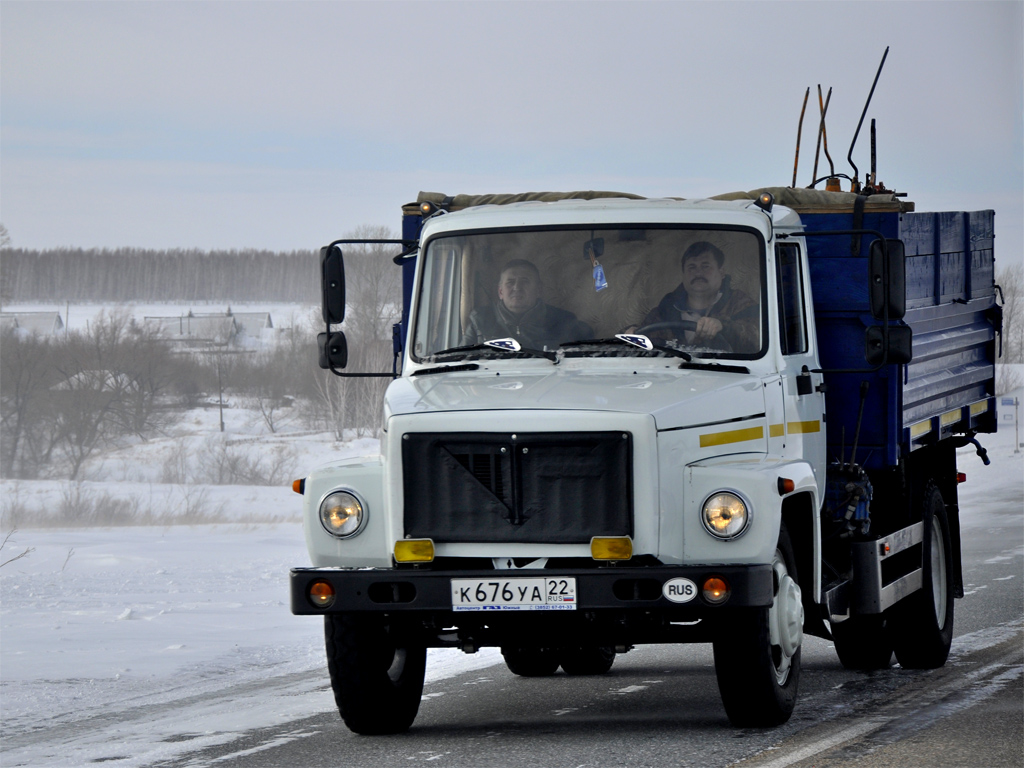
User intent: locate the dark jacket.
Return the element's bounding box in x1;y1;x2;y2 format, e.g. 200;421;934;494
640;276;760;353
461;301;593;351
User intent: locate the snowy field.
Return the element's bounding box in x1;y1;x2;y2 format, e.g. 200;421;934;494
1;392;1021;767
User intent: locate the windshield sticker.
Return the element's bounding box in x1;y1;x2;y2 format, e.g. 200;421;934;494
484;337;522;352
615;333;655;351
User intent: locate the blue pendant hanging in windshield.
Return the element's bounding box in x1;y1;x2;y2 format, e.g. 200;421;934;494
586;238;608;292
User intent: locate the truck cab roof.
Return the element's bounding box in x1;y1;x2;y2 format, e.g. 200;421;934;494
407;187;912;234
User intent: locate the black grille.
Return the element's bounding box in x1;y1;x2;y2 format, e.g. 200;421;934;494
452;451;506;499
402;432;633;544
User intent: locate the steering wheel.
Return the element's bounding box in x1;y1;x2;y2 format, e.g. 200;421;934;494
635;320;698;336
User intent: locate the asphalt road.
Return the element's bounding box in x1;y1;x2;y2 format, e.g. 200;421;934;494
157;473;1023;768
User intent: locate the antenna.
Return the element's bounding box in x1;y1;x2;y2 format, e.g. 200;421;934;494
870;118;877;187
847;47;889;193
792;87;810;188
812;85;833;186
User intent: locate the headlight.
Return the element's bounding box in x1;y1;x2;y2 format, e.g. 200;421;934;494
702;492;749;539
319;490;366;538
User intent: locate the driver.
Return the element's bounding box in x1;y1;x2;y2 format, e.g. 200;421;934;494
639;241;760;353
461;259;592;350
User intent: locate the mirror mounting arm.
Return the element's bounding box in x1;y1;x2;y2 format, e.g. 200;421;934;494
778;228;909;374
319;238;415;379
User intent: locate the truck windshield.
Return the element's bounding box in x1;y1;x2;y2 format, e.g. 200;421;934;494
412;226;766;362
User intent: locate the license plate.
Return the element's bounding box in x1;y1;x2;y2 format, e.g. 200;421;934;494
451;577;577;611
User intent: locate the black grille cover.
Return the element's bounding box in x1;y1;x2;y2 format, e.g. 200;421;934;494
402;432;633;543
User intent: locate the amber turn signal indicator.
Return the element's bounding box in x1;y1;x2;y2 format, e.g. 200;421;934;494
292;478;305;495
309;580;335;609
702;576;730;604
777;477;795;495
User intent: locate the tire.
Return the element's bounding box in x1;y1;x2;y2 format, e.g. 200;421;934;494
501;646;560;677
713;523;803;727
830;615;893;671
560;646;616;676
889;482;955;669
324;614;427;735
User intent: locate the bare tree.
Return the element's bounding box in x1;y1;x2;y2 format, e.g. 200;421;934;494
996;263;1023;394
340;226;402;437
997;263;1023;363
1;329;58;477
49;312;171;479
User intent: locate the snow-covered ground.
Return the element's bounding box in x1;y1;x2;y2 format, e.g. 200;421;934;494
1;391;1021;768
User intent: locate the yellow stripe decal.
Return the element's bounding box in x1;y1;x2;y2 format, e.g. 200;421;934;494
970;400;989;416
940;409;961;427
910;421;932;438
769;423;785;438
787;420;821;434
700;426;765;448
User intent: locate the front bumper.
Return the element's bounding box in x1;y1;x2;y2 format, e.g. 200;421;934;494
290;564;773;616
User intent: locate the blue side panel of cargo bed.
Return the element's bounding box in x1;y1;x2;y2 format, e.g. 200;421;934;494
802;208;997;470
899;211;997;449
803;211;903;468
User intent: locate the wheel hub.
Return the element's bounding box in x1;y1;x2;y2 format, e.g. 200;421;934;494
775;573;804;659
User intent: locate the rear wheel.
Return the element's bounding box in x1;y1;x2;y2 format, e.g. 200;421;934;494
501;646;560;677
325;614;426;735
889;482;954;669
713;523;802;727
560;646;616;675
831;615;893;670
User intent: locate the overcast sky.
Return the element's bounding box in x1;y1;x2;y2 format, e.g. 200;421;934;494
1;1;1021;265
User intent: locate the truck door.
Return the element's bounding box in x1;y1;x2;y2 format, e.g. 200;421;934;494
776;242;826;499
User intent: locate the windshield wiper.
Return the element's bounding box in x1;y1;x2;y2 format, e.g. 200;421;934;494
560;335;692;362
429;339;557;363
411;363;481;377
678;360;751;374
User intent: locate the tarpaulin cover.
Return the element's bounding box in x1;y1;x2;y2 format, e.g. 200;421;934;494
406;187;912;215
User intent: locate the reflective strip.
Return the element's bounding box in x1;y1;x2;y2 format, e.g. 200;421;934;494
787;420;821;434
910;421;932;438
769;423;785;438
970;400;989;416
699;425;765;448
940;409;961;427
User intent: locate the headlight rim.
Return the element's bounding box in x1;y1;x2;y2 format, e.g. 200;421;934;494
700;489;752;541
317;487;368;539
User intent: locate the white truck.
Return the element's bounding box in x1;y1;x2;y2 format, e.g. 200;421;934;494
290;187;999;734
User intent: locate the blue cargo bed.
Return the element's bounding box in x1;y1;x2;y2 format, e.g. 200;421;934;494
802;206;998;469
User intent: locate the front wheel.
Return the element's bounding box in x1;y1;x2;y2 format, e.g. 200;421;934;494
713;523;803;727
889;482;955;669
325;615;427;735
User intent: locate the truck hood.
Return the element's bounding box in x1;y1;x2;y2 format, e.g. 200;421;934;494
386;367;765;431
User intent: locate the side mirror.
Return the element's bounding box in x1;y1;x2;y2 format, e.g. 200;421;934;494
317;331;348;369
869;239;906;320
321;245;346;324
865;325;912;366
